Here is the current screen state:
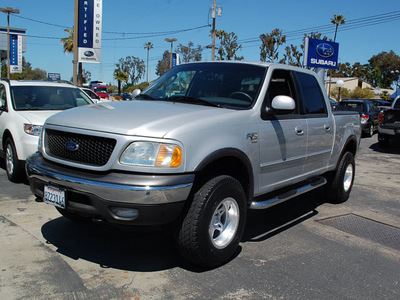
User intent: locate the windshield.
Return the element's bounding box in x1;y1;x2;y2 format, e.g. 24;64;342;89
138;62;266;109
11;85;93;110
336;102;364;113
93;86;108;93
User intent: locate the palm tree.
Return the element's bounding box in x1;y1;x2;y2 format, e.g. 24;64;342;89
113;69;128;95
61;27;83;86
331;14;346;42
144;42;154;82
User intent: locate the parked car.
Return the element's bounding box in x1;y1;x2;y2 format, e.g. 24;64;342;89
336;99;379;137
120;92;132;100
92;84;109;100
329;98;339;110
80;87;100;103
378;96;400;147
371;99;392;111
0;79;93;182
27;61;361;267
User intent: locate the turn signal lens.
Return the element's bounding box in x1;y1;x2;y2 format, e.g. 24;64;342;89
155;144;182;167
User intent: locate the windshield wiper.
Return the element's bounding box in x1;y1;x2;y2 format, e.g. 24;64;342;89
165;96;220;108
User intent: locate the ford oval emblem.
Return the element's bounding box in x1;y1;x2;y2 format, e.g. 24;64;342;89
316;43;334;58
65;141;79;151
84;51;94;57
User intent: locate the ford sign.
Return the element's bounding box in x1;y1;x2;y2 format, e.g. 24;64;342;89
65;141;79;151
316;43;334;58
84;51;95;57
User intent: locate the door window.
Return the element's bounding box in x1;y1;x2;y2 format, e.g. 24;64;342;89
295;72;327;117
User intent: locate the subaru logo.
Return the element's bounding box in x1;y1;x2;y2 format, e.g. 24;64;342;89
84;51;94;57
65;141;79;151
316;43;334;58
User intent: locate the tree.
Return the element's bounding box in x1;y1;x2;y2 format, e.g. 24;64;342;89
117;56;145;85
1;57;46;80
144;42;154;82
113;69;128;95
281;45;302;67
331;14;346;42
215;31;243;60
368;51;400;88
155;51;170;77
61;27;83;86
176;41;203;62
259;28;286;62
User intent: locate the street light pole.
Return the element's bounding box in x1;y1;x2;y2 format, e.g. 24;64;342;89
165;38;177;69
0;7;20;79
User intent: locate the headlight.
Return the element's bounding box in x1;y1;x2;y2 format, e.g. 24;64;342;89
120;142;182;168
24;124;43;136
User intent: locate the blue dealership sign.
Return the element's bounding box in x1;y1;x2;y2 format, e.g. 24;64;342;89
305;38;339;69
77;0;102;63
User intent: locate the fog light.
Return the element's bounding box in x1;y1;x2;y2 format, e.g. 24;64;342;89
110;207;139;220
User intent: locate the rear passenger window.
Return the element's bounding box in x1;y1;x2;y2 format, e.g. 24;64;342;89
295;72;327;116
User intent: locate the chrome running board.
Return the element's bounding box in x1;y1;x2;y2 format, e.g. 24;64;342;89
249;176;327;210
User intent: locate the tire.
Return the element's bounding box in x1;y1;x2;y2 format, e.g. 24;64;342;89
176;175;247;268
325;152;355;204
4;137;24;182
378;134;389;147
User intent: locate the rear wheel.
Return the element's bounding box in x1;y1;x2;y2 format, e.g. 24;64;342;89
4;138;24;182
325;152;355;204
176;175;247;268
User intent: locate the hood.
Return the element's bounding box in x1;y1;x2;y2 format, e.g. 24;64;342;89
16;110;61;125
45;101;236;138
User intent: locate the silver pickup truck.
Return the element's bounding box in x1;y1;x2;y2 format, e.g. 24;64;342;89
27;61;361;267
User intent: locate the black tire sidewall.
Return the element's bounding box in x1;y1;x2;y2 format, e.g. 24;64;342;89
177;175;247;267
328;152;355;203
5;137;22;182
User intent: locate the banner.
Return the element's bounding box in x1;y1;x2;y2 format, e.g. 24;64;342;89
9;34;22;73
304;38;339;70
78;0;102;63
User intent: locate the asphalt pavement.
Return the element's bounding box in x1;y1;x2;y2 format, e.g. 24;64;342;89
0;136;399;300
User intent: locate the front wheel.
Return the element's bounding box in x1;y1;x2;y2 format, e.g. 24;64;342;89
4;137;24;182
325;152;355;204
175;175;247;268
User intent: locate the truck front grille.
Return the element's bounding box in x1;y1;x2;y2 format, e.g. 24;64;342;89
45;129;117;166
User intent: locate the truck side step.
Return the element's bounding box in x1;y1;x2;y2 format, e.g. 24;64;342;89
249;176;327;210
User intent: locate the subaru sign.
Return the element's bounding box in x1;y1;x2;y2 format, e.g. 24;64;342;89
78;0;102;63
304;38;339;69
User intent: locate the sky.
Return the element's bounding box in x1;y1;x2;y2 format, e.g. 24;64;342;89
1;0;399;86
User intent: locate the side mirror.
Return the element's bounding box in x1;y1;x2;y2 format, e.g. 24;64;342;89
271;95;296;111
131;89;141;99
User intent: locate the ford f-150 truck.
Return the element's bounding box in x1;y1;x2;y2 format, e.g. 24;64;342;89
378;95;400;147
26;61;361;267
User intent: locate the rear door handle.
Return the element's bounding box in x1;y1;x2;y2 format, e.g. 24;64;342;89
295;126;305;135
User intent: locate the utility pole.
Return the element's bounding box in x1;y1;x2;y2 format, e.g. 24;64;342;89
73;0;79;86
0;7;20;79
211;0;216;60
165;38;177;69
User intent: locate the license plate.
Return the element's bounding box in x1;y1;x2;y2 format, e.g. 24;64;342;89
44;185;66;209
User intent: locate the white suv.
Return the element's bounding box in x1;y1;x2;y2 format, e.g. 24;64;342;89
0;79;93;182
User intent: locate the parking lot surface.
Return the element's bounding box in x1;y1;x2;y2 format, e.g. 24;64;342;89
0;137;399;299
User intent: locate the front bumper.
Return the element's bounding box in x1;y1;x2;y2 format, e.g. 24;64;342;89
26;153;194;226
